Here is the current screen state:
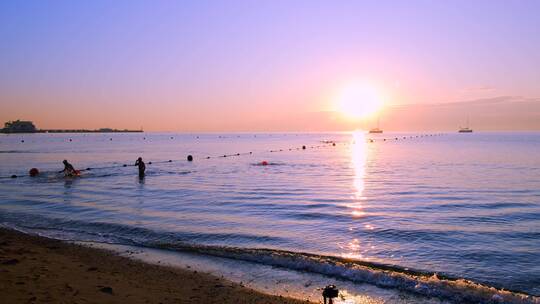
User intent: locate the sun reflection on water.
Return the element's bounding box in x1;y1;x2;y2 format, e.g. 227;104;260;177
342;130;376;261
350;130;367;213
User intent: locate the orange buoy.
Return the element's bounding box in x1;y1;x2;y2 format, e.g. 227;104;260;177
261;161;269;166
29;168;39;177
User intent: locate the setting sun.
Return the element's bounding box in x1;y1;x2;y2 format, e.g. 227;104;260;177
335;83;384;120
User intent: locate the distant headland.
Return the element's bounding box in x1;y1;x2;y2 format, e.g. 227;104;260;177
1;120;143;134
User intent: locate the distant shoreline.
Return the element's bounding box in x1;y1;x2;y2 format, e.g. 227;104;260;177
0;129;143;134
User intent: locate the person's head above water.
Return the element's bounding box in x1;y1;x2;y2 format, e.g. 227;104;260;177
137;157;142;161
63;160;68;164
29;168;39;177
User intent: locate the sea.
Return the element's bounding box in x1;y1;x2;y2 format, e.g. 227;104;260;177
0;132;539;304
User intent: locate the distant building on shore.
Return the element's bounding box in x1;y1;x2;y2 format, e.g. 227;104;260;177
2;120;37;133
1;120;143;134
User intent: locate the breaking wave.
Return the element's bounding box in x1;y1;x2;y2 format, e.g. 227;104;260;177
1;212;537;304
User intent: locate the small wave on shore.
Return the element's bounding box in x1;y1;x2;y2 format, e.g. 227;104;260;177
149;242;539;304
2;214;537;304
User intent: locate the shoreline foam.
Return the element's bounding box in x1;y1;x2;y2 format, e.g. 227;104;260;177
3;220;539;304
149;242;539;304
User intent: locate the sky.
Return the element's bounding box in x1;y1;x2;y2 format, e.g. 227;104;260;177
1;0;539;131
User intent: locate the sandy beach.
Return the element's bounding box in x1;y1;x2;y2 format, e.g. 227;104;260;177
0;228;311;304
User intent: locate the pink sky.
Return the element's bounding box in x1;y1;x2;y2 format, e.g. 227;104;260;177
1;1;539;131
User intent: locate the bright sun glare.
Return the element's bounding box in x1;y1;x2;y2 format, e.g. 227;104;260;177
335;83;383;120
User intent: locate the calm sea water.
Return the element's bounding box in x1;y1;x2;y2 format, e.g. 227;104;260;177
1;132;539;301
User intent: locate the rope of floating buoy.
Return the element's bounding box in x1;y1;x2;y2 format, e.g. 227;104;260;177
0;134;446;179
0;143;332;179
12;132;381;144
365;133;446;143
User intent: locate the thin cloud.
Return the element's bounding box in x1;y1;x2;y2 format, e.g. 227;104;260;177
391;96;540;109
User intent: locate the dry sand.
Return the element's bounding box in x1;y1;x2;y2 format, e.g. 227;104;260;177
0;228;312;304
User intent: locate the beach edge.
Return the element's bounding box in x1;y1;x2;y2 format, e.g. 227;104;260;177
0;227;311;304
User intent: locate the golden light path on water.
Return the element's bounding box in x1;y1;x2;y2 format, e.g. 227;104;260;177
340;131;370;260
352;131;368;204
339;131;384;304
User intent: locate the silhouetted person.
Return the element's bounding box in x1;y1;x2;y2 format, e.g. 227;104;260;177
135;157;145;177
59;160;77;176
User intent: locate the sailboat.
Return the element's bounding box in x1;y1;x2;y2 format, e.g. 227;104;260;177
369;117;383;134
458;116;473;133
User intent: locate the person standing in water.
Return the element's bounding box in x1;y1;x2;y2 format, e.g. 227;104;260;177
135;157;145;177
59;160;77;176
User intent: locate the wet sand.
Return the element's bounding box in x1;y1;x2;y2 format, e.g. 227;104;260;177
0;228;311;304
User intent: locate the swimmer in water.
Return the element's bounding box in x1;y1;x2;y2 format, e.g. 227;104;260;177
135;157;145;177
59;160;77;177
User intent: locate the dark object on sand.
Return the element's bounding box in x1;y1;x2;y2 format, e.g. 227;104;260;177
187;155;193;161
322;285;339;304
2;258;20;265
11;175;17;178
99;286;113;294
